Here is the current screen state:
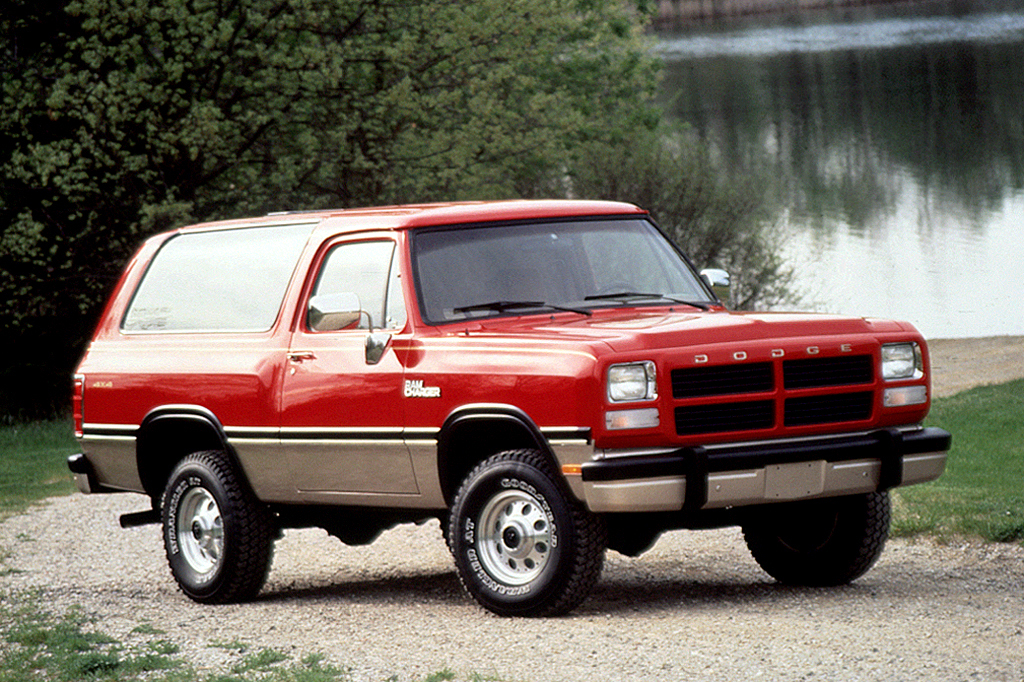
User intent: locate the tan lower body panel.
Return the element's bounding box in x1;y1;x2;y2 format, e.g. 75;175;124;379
76;436;144;493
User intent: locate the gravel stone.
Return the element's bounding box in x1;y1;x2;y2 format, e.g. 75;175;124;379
2;497;1022;681
1;336;1022;681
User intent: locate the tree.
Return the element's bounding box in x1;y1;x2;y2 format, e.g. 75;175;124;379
1;0;660;419
567;125;795;310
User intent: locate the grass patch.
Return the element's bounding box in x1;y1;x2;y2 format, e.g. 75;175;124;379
0;598;482;682
0;419;77;520
0;600;180;681
892;378;1024;543
208;639;249;652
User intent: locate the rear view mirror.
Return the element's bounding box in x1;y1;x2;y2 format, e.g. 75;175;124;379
307;292;362;332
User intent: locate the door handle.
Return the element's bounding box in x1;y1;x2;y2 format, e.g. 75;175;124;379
287;351;316;362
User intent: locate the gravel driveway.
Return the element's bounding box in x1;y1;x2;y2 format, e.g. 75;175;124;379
2;495;1022;681
2;336;1022;681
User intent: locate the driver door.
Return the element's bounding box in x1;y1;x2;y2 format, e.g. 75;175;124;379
280;238;416;498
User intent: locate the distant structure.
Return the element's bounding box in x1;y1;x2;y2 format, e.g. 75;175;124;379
653;0;914;25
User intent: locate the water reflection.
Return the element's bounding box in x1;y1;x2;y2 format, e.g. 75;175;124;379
656;11;1024;57
655;6;1024;338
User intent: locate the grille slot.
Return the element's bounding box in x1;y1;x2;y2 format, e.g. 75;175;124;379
671;362;774;398
675;400;774;435
670;354;878;437
784;392;873;426
783;355;873;389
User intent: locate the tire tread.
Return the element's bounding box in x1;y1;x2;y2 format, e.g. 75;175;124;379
449;449;606;616
743;492;890;587
162;450;274;603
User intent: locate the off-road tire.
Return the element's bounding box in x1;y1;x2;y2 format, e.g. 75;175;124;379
448;449;606;617
742;492;891;586
161;450;274;603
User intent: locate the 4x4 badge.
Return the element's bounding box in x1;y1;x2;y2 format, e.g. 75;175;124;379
404;379;441;398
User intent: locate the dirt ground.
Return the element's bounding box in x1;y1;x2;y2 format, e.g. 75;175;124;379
926;335;1024;397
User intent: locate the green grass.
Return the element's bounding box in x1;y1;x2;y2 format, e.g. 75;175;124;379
0;419;78;520
0;598;488;682
0;597;357;682
0;599;182;682
892;378;1024;543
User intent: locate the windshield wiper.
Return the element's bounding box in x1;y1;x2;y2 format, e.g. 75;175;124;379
584;291;711;311
453;300;592;317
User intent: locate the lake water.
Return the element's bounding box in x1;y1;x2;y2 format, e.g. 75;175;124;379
654;2;1024;339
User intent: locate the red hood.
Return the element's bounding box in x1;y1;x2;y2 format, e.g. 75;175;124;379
462;309;918;352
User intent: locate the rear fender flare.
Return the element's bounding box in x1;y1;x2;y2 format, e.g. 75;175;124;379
136;405;239;499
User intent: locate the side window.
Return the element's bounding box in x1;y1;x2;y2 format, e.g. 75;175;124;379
312;240;406;331
122;223;314;333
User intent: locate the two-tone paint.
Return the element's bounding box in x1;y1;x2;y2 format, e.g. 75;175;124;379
71;200;949;518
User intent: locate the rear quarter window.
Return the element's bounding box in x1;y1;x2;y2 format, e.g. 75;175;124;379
122;223;315;333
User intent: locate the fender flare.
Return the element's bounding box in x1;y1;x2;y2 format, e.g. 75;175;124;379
436;403;594;503
136;404;238;498
439;402;551;451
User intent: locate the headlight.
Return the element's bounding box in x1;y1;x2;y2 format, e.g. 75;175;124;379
607;361;658;402
881;342;923;381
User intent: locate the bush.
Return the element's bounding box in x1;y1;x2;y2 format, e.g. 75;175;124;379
567;126;795;310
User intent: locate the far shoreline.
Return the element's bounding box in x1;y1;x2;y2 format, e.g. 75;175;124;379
652;0;973;27
926;335;1024;397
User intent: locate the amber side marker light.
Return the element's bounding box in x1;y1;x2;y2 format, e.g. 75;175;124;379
73;374;85;439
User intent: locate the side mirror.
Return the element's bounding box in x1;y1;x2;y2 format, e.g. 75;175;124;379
307;292;362;332
307;292;392;364
700;268;731;306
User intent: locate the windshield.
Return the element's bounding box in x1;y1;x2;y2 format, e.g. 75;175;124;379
412;218;712;324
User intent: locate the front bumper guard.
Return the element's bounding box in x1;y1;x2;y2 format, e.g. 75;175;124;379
580;427;952;514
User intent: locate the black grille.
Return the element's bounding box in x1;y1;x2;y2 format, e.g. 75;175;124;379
675;400;774;435
671;362;774;398
783;355;873;389
784;392;873;426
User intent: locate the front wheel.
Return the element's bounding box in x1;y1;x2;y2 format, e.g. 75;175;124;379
448;450;606;617
161;451;274;603
742;492;891;586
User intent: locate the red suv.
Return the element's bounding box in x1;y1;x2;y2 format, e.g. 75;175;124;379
69;200;950;616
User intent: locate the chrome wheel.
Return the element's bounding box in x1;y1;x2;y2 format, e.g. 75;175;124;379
477;489;553;586
449;450;607;616
176;486;223;575
162;451;274;603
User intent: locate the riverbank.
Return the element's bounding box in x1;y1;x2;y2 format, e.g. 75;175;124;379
652;0;980;25
927;335;1024;397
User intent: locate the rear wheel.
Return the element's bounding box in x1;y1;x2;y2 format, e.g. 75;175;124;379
161;451;274;603
742;492;890;586
448;450;606;617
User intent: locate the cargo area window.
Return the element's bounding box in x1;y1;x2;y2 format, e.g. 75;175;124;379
122;223;314;333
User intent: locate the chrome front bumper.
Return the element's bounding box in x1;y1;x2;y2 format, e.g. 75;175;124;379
579;427;951;513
